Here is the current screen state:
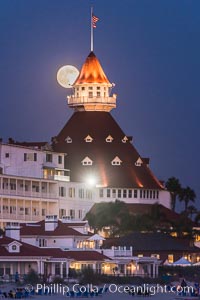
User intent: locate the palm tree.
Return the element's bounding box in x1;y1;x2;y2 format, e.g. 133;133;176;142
179;186;196;211
165;177;182;211
186;205;197;219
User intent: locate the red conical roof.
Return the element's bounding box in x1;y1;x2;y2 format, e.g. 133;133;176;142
74;52;111;85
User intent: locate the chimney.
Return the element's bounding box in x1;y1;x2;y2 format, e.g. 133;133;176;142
45;215;58;231
5;222;20;240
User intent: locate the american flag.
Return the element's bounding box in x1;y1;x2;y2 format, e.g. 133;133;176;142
92;15;99;28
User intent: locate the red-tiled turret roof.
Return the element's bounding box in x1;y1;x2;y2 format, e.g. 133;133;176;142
74;52;111;85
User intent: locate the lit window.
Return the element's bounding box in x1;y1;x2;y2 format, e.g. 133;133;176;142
168;254;174;263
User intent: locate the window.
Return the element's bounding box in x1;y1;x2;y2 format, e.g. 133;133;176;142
84;135;93;143
106;135;113;143
86;189;92;199
89;92;93;98
156;191;159;199
42;209;46;216
118;189;122;198
78;210;82;219
151;254;160;259
82;87;85;90
97;87;100;90
58;155;62;164
24;153;37;161
107;189;111;198
122;136;128;143
143;190;146;198
65;136;72;143
128;190;132;198
59;186;66;197
25;208;30;215
150;190;152;199
97;92;101;97
153;191;156;199
123;189;127;198
12;245;17;251
135;157;143;167
82;156;93;166
138;254;143;258
69;209;75;219
46;153;52;162
99;189;104;198
69;187;75;198
168;254;174;263
134;190;138;198
89;87;93;90
55;263;60;275
140;190;143;198
5;153;9;158
112;189;116;198
111;156;122;166
146;190;149;198
79;188;84;198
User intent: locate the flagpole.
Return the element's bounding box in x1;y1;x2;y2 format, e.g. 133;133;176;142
91;6;93;52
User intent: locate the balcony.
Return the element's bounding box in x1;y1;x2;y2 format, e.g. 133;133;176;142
0;188;58;200
67;95;116;110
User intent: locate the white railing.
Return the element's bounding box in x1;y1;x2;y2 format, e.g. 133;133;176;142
0;189;58;199
68;96;116;106
114;249;132;257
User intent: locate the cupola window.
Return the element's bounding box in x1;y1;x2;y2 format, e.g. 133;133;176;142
106;135;113;143
65;136;72;143
84;135;93;143
111;156;122;166
135;157;143;167
82;156;93;166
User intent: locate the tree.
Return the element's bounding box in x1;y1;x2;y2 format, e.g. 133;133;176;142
179;186;196;211
186;205;197;219
165;177;182;211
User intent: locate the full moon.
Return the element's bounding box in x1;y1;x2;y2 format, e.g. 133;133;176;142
57;65;79;88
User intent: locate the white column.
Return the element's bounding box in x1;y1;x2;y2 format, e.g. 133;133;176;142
60;262;63;278
152;263;156;278
37;261;41;274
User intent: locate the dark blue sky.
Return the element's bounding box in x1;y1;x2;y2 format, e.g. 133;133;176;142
0;0;199;209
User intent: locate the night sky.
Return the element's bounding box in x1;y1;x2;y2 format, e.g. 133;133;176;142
0;0;199;210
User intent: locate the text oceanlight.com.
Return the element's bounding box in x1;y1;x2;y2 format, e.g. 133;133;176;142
25;283;195;296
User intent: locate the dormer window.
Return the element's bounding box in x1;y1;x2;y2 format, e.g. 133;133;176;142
7;241;21;253
135;157;143;167
122;136;128;143
12;245;17;251
85;135;93;143
111;156;122;166
106;135;113;143
65;136;72;143
82;156;93;166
